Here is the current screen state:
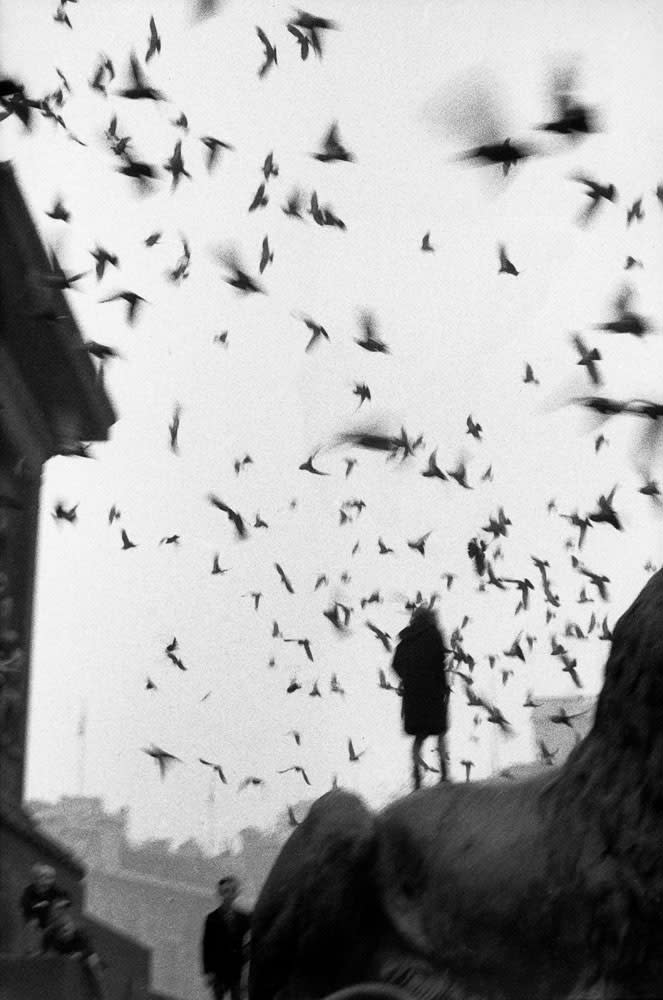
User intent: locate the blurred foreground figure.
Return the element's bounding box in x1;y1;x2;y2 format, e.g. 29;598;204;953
392;604;450;789
249;568;663;1000
20;863;70;955
203;876;252;1000
42;898;106;999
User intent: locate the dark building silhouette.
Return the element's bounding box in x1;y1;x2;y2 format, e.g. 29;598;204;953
0;161;170;999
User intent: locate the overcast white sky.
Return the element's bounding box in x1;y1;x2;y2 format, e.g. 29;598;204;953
3;0;663;849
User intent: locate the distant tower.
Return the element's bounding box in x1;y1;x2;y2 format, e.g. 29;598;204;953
77;702;87;795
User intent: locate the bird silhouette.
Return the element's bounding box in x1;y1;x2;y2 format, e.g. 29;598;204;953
52;502;78;523
121;529;137;550
498;244;519;275
594;286;651;338
199;758;227;783
407;531;432;557
211;554;229;575
238;776;265;791
100;290;146;326
523;363;539;385
572;174;617;225
536;65;596;139
421;449;447;481
118;53;165;100
208;495;247;539
90;245;119;281
256;27;278;78
355;311;389;353
348;738;366;762
588;486;621;530
421;231;435;252
145;16;161;62
365;621;392;652
277;765;311;786
217;250;265;295
200;136;234;171
275;563;295;594
259;236;274;274
249;182;269;213
282;188;304;218
45;196;70;222
143;745;181;779
299;452;329;475
163;140;191;189
312;122;355;163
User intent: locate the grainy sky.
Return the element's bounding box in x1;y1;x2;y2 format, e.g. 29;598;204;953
3;0;662;849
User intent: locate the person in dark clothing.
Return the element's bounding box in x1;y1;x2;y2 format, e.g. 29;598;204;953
392;603;451;790
42;898;106;999
202;876;252;1000
20;863;71;954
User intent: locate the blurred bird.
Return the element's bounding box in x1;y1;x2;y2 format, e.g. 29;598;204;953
238;776;265;791
201;136;234;171
169;405;181;453
217;249;265;294
312;122;355;163
288;24;311;60
146;16;161;62
199;759;227;783
211;554;229;575
523;363;539;385
407;531;432;557
208;495;247;539
118;53;165;100
277;765;310;786
163;140;191;189
572;334;602;386
626;198;644;226
52;502;78;523
282;188;304;218
549;707;589;728
275;562;295;594
90;245;119;281
421;231;435;253
143;745;181;779
498;244;518;276
348;738;366;762
457;137;531;176
466;415;482;439
256;27;278;77
249;182;269;213
594;286;651;338
572;174;617;226
299;452;329;475
365;621;392;652
100;290;146;325
355;311;389;353
588;486;621;530
259;236;274;274
353;383;371;408
45;196;70;222
121;529;137;550
536;65;596;139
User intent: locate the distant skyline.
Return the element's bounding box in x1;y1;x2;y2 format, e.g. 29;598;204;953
3;0;662;847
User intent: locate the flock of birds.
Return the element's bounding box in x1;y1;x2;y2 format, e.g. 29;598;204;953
4;3;663;824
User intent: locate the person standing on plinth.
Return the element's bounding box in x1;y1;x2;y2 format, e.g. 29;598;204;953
392;604;451;790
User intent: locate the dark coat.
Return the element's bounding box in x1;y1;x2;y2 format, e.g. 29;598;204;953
392;615;450;736
202;905;252;983
20;884;70;928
